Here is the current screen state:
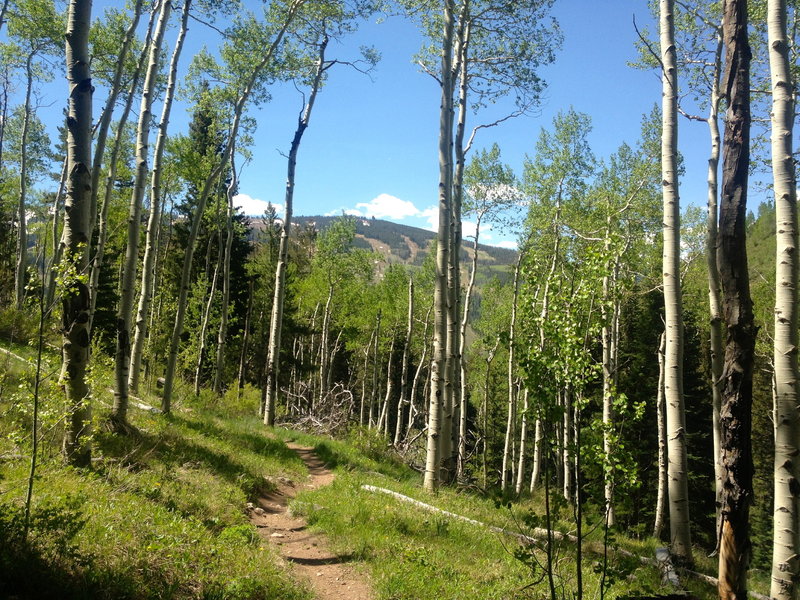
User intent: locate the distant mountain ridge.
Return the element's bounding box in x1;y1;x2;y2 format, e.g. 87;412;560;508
288;215;518;269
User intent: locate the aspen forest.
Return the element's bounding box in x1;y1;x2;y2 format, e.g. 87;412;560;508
1;0;799;599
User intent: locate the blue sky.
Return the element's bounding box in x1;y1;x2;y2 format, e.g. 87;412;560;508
229;0;729;248
6;1;770;248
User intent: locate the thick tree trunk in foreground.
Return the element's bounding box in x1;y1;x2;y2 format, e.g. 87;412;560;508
717;1;755;597
263;34;328;426
768;2;800;598
62;0;93;466
423;0;455;493
129;0;190;393
112;0;171;427
660;0;692;565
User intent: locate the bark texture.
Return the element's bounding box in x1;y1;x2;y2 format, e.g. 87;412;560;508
62;0;93;466
660;0;692;565
768;1;800;598
423;0;455;493
717;1;755;597
112;0;172;427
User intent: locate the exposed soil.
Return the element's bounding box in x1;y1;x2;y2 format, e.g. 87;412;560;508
248;442;373;600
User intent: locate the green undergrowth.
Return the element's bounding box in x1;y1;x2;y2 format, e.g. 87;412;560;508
272;428;687;599
0;379;311;600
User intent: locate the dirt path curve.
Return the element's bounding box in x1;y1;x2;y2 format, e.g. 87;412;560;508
248;442;373;600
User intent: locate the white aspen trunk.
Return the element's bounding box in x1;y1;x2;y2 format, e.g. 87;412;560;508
163;1;303;413
423;0;455;493
660;0;692;564
601;227;616;525
451;17;470;482
129;0;190;393
654;332;668;539
318;283;334;407
515;388;529;496
501;256;521;493
88;0;143;236
377;333;396;433
15;56;33;309
530;417;543;493
482;336;499;489
88;13;153;332
263;34;327;425
213;156;237;394
360;326;375;427
394;278;414;445
769;2;800;598
369;309;381;428
62;0;93;466
113;0;172;427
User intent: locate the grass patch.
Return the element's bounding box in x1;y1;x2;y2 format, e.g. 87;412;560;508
0;381;311;599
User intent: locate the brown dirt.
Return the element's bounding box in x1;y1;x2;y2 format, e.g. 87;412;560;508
248;442;373;600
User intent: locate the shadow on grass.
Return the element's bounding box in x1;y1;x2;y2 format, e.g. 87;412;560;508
171;413;303;467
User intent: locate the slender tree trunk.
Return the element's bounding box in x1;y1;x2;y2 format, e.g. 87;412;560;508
394;278;414;445
660;0;692;564
530;417;543;493
459;215;480;478
360;326;375;427
705;22;726;545
62;0;93;466
15;57;34;309
378;333;396;434
263;34;327;425
45;158;68;310
451;17;470;482
769;2;800;596
563;387;572;502
717;1;755;596
654;332;668;539
237;278;254;392
408;304;433;438
423;0;455;493
482;335;499;489
88;0;143;237
163;2;302;412
515;388;529;496
112;0;172;427
195;241;221;396
88;17;152;332
213;156;237;394
369;310;381;427
501;256;521;493
129;0;190;393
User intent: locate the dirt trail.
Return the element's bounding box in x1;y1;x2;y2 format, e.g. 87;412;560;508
249;442;373;600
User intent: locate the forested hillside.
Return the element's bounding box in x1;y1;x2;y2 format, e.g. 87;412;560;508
0;0;798;599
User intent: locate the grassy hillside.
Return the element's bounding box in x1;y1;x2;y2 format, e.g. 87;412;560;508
0;338;768;599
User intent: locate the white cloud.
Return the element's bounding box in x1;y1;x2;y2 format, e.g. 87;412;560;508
233;193;283;217
494;240;519;250
355;193;421;220
418;205;438;231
